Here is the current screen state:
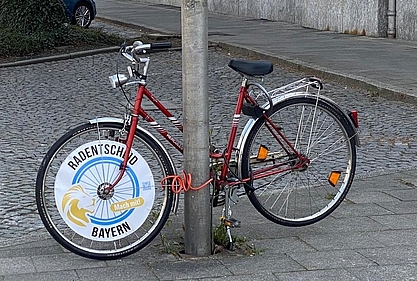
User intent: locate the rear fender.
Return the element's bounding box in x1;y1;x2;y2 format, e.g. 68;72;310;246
236;92;360;176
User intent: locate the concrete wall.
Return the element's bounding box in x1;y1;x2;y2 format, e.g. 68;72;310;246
300;0;387;37
207;0;387;37
396;0;417;40
139;0;417;40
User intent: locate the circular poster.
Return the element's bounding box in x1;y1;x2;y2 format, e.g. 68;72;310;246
54;140;154;241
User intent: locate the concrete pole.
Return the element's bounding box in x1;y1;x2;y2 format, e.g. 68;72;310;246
181;0;212;256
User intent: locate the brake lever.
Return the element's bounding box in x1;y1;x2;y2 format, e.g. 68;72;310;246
122;47;135;62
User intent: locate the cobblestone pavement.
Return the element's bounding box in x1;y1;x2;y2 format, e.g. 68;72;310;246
1;39;417;241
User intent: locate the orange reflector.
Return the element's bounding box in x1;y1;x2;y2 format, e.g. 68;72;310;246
328;171;341;187
257;145;269;160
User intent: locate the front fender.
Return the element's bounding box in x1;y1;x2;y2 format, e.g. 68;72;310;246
89;117;180;214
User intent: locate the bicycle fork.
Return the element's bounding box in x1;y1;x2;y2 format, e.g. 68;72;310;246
104;86;146;194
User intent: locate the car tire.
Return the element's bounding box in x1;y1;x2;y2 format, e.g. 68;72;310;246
72;2;93;28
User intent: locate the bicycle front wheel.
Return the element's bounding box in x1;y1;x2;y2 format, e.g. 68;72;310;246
241;96;356;226
36;121;175;259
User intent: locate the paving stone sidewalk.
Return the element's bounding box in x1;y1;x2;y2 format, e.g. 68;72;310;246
3;169;417;280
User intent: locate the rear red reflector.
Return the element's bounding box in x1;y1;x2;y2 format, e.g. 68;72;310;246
349;110;358;128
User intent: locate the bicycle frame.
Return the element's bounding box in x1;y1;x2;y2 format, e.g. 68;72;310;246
106;74;312;194
106;76;251;191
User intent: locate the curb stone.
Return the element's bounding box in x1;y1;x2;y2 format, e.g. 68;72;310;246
214;42;417;105
0;46;120;69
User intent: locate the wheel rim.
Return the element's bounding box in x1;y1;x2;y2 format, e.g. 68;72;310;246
75;5;91;27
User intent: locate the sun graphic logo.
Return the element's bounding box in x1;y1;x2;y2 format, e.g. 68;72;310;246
61;185;96;227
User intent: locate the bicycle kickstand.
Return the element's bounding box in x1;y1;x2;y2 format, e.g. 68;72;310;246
221;183;241;250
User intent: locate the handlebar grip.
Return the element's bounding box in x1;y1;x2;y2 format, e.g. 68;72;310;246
150;42;172;49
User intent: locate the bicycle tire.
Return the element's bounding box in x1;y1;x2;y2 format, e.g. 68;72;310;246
36;121;175;259
241;96;356;226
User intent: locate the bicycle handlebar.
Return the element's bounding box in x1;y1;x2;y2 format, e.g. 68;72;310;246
150;42;172;49
125;41;172;54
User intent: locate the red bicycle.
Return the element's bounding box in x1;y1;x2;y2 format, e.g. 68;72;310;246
36;41;359;260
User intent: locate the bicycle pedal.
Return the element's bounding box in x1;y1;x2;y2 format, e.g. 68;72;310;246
226;177;240;183
223;218;241;228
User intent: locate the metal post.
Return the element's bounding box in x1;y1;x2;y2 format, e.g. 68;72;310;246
387;0;396;38
181;0;212;256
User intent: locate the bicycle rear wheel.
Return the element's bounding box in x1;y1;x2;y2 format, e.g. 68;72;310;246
241;96;356;226
36;121;175;259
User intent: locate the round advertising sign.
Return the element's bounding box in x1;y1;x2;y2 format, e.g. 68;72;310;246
54;140;155;241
